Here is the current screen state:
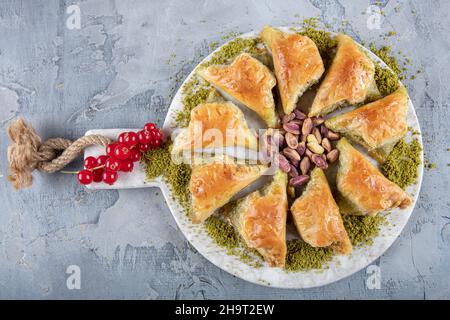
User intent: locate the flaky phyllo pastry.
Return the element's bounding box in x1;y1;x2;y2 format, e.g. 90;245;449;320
171;102;258;162
309;34;379;117
197;53;278;127
189;156;267;223
260;26;325;115
290;168;352;254
227;170;288;267
336;138;412;216
325;86;409;163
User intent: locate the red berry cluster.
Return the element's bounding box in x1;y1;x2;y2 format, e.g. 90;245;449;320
77;123;163;185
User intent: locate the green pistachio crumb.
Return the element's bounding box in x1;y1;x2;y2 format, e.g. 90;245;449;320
298;18;337;58
143;142;191;213
343;215;387;246
374;64;400;96
204;216;263;268
381;139;422;189
285;239;333;272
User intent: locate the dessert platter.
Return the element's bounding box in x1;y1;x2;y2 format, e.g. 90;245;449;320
84;25;423;288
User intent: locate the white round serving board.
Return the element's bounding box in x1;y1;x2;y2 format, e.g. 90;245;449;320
84;27;423;289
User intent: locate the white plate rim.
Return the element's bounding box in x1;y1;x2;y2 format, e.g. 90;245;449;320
86;27;424;289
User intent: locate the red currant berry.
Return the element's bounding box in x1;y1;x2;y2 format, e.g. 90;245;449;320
92;169;104;182
102;170;118;185
77;169;94;185
120;159;134;172
96;155;109;167
84;156;97;169
106;143;118;157
129;148;141;162
139;143;151;152
138;130;153;144
144;123;157;132
148;140;156;148
105;157;121;172
151;129;162;140
118;131;139;147
153;139;161;148
113;143;131;160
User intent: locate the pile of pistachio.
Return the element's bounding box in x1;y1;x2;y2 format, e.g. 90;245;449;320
267;109;341;187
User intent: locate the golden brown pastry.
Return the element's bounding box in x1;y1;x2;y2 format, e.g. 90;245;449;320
336;138;412;216
325;86;408;162
290;168;352;254
228;170;288;267
197;53;278;127
171;102;258;162
189;156;267;223
261;26;325;115
309;34;379;117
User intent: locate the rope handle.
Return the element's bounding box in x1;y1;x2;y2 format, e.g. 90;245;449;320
6;117;113;190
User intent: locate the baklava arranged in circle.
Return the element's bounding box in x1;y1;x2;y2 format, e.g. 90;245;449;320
172;26;414;269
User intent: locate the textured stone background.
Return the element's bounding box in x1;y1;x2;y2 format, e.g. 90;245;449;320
0;0;449;299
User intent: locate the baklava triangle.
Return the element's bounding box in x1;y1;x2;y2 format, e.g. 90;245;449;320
189;156;267;223
291;168;352;254
198;53;278;127
261;26;325;115
309;34;378;117
228;170;288;267
336;138;412;216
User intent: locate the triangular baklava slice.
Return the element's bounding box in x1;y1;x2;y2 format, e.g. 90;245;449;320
336;138;412;216
309;34;379;117
261;26;325;115
326;86;408;163
198;53;278;127
291;168;352;254
189;156;267;223
171;102;258;162
228;170;288;267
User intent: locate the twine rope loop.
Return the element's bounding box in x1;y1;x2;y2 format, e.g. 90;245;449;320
7;117;112;189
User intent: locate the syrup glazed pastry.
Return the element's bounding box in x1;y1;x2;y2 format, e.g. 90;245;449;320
336;138;412;216
228;170;288;267
165;26;422;273
189;156;267;223
197;53;278;128
325;86;409;163
290;168;352;254
171;102;258;162
309;34;379;117
260;26;325;115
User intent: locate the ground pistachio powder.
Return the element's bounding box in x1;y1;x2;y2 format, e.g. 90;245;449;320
297;18;337;57
175;76;213;128
285;239;333;272
370;45;403;77
343;215;386;246
205;216;263;268
204;216;240;251
381;139;422;189
143;142;191;212
369;45;404;96
202;37;262;68
374;64;400;96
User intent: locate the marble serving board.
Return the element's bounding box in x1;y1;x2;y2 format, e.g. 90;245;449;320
83;27;423;288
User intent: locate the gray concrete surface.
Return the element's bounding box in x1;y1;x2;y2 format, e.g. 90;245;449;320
0;0;449;299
